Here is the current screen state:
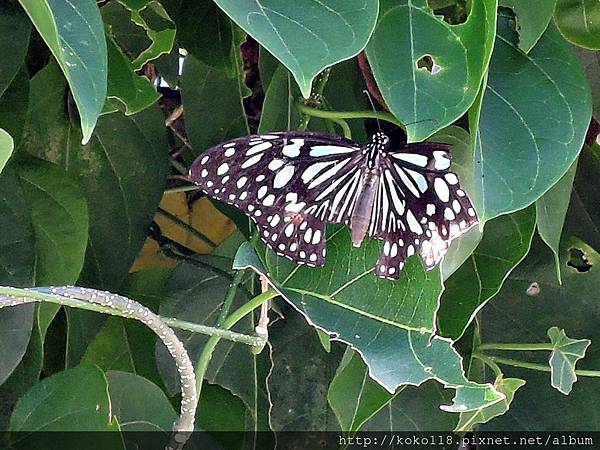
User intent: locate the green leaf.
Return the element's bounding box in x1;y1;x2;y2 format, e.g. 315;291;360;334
479;239;600;430
181;54;249;154
455;377;526;432
499;0;557;52
213;0;379;98
0;305;34;386
555;0;600;49
472;14;591;223
267;308;342;435
80;318;136;372
234;238;504;411
0;2;30;96
106;370;176;431
105;35;161;115
0;67;30;148
163;0;234;73
18;0;108;144
9;365;120;432
547;326;591;395
0;128;13;174
17;159;89;285
0;166;35;286
258;64;302;133
328;349;394;432
573;46;600;120
362;381;458;430
438;206;536;340
155;259;262;421
22;62;169;290
365;0;497;142
536;161;577;282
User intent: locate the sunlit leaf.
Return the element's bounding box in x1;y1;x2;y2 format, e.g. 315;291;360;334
213;0;379;98
0;129;13;175
547;326;591;395
365;0;497;141
18;0;108;144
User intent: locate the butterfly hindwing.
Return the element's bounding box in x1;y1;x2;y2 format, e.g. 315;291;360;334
189;132;363;263
372;142;478;279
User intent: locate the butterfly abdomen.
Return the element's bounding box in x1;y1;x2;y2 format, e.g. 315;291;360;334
350;168;380;247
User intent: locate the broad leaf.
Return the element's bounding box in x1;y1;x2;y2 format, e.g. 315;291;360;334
0;305;34;386
163;0;234;73
500;0;557;52
181;54;249;155
22;62;169;290
0;167;35;286
0;3;30;97
214;0;379;98
155;258;264;426
9;366;119;432
106;370;176;431
456;377;526;432
555;0;600;49
438;206;536;340
536;161;577;282
0;68;29;149
234;236;503;411
0;128;13;174
267;308;342;436
547;327;591;395
328;349;395;432
471;13;591;222
17;159;89;285
18;0;108;144
573;46;600;120
362;381;457;431
365;0;497;142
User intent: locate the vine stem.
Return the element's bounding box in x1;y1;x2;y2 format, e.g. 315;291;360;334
194;289;279;398
486;354;600;378
478;343;555;351
0;286;197;450
0;286;264;347
296;102;405;129
471;352;503;379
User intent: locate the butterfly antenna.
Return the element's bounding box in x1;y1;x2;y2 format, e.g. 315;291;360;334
362;89;382;133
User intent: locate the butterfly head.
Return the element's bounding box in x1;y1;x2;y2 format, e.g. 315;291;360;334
371;132;391;149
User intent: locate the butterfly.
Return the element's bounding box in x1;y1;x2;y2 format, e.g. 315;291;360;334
189;131;477;280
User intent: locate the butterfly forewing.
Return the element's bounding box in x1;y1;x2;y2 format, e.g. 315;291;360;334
189;132;363;266
371;142;477;279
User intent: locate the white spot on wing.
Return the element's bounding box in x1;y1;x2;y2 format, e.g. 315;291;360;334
309;145;357;157
434;178;450;202
433;151;451;170
392;153;428;166
273;166;295;188
268;159;284;171
282;138;304;157
246;141;272;155
241;153;262;169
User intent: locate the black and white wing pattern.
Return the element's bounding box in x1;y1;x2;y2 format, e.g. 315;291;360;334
370;142;477;279
189;132;364;266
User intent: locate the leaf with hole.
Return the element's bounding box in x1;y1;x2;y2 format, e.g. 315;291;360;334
365;0;497;142
499;0;557;52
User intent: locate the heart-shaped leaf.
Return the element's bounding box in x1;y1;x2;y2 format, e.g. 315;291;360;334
365;0;497;142
213;0;379;98
471;13;591;222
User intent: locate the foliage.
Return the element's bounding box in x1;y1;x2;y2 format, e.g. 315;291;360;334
0;0;598;443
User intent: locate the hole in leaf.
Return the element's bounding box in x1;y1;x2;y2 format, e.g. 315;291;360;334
416;55;442;74
427;0;469;24
567;248;592;273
